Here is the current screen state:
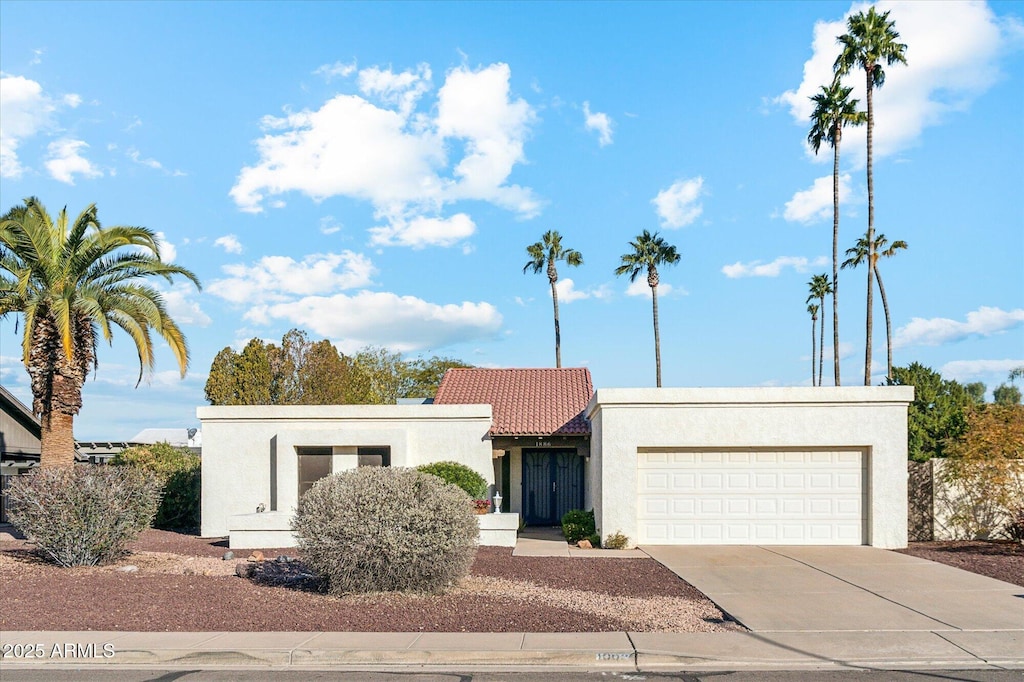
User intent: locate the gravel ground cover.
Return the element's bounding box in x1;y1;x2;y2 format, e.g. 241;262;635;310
896;540;1023;586
0;529;740;633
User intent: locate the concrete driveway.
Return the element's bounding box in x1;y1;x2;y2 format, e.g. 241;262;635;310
642;545;1024;634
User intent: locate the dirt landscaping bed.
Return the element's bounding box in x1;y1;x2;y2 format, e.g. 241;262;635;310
896;540;1024;586
0;529;741;633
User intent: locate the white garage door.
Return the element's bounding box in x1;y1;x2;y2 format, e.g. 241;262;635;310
637;449;866;545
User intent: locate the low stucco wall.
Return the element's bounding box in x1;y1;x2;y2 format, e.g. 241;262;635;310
587;387;914;549
198;404;493;538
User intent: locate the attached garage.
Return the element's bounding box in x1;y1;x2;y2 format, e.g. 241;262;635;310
587;387;914;549
636;449;866;545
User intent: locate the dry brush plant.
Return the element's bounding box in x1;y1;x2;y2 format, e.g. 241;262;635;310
292;466;479;595
938;404;1024;540
6;464;161;566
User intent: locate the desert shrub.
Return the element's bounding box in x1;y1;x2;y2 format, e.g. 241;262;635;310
113;442;201;532
1003;507;1024;542
416;460;487;500
561;508;595;543
937;405;1024;540
586;533;602;547
292;466;479;595
603;530;630;550
6;464;161;567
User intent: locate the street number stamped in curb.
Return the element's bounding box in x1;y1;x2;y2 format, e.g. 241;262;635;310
2;643;116;660
595;652;633;660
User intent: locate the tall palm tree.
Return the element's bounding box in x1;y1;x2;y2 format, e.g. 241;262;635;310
808;79;866;387
807;303;820;386
842;232;907;382
614;230;680;387
523;230;583;368
0;198;201;468
835;6;907;385
806;274;833;387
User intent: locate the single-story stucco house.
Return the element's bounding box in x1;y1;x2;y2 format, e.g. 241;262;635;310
198;368;914;550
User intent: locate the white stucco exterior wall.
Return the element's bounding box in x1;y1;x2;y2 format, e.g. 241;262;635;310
587;387;914;549
198;404;492;538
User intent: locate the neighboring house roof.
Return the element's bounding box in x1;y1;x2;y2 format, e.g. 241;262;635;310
434;368;593;437
129;428;202;448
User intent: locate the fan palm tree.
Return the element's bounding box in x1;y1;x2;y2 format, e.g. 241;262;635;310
843;232;907;382
835;6;907;385
614;230;680;387
523;230;583;368
806;274;833;387
807;303;820;386
808;79;866;387
0;198;201;468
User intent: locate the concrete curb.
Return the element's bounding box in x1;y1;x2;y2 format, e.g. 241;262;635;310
2;630;1021;672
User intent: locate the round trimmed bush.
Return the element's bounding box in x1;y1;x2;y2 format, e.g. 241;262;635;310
416;460;488;500
292;467;479;595
6;464;161;567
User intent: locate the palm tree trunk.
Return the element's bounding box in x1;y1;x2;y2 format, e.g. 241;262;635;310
550;278;562;368
811;315;817;386
652;284;662;387
819;295;826;387
864;68;876;386
40;410;76;469
875;264;894;381
832;127;842;387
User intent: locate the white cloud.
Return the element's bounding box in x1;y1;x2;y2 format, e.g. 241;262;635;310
652;177;705;228
721;255;828;278
626;278;678;298
158;282;210;327
0;75;56;178
582;101;613;146
45;138;102;184
208;252;376;304
941;358;1024;382
553;278;611;303
247;291;503;354
314;60;357;81
154;232;176;262
63;93;82;108
213;234;243;254
782;174;854;223
358;63;432;118
368;213;475;248
894;306;1024;349
230;61;540;246
778;1;1018;166
127;147;163;170
319;216;342;235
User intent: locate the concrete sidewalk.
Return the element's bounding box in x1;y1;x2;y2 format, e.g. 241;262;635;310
1;629;1021;671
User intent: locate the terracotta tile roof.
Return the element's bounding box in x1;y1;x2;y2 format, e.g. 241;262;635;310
434;368;593;437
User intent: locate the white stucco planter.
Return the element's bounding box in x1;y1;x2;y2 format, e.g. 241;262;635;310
228;511;294;550
477;512;520;547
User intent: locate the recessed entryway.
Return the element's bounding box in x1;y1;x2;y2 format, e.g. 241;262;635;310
522;449;584;526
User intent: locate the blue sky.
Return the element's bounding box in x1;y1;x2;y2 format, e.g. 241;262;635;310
1;1;1022;440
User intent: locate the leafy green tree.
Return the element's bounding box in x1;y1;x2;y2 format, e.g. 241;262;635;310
523;230;583;368
615;230;681;387
964;382;987;404
843;232;907;381
350;346;407;405
807;274;832;386
993;384;1022;406
204;347;239;406
835;6;907;385
233;338;274;404
808;79;866;387
401;356;473;399
1;198;200;468
807;303;820;386
888;362;971;461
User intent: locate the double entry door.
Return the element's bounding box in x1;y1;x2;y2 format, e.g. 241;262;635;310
522;449;584;526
